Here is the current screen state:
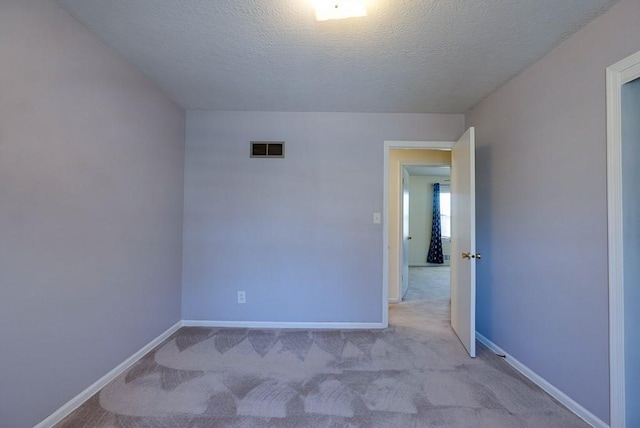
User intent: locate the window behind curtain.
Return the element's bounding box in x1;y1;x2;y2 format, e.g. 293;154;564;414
440;185;451;239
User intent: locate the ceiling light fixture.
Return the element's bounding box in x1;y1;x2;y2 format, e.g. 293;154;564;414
312;0;367;21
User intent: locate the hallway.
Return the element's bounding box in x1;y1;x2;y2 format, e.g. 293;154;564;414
390;266;450;333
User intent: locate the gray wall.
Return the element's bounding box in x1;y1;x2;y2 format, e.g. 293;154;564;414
622;77;640;428
0;1;185;426
183;111;463;322
465;0;640;422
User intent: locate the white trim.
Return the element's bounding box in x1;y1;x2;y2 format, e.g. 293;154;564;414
182;320;385;329
398;164;411;301
388;297;400;303
35;321;183;428
398;164;405;301
382;140;455;325
476;332;608;428
606;49;640;428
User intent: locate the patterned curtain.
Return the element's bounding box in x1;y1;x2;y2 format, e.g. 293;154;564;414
426;183;444;264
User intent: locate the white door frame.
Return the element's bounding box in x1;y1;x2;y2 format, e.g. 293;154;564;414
606;49;640;428
400;164;410;301
382;141;454;327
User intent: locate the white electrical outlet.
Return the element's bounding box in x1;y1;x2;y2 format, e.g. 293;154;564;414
237;291;246;304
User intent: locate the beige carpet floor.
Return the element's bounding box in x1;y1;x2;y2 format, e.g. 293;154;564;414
56;267;588;427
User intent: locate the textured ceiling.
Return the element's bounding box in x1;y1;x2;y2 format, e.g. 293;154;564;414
54;0;619;113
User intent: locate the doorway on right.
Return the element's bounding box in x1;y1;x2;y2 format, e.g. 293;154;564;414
607;50;640;428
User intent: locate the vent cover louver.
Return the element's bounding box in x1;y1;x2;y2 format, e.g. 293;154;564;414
251;141;285;158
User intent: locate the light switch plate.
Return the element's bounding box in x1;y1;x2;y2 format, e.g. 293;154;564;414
373;212;381;224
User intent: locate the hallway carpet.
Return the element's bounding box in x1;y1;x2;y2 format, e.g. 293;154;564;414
57;267;588;427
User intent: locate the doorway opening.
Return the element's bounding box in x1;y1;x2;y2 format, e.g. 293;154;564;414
402;165;452;306
383;130;477;357
382;141;453;328
385;147;452;304
607;50;640;428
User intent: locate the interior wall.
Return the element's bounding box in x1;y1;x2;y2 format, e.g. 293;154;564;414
388;151;451;301
0;1;186;426
465;0;640;422
622;76;640;428
408;175;451;267
183;112;463;321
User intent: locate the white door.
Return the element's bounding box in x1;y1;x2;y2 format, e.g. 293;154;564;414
450;127;477;357
401;167;411;299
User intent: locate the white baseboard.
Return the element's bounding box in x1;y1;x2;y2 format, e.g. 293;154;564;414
476;332;609;428
182;320;385;329
388;297;400;303
35;321;183;428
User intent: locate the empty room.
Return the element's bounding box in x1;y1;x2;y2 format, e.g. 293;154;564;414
2;0;639;427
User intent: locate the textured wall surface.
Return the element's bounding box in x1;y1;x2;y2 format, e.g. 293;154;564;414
53;0;618;113
622;77;640;428
0;1;185;426
183;112;462;322
465;0;640;422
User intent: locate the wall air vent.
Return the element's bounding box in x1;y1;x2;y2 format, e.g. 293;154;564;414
250;141;285;158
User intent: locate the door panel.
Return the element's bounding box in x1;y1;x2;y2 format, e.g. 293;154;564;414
401;167;410;299
450;127;477;357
